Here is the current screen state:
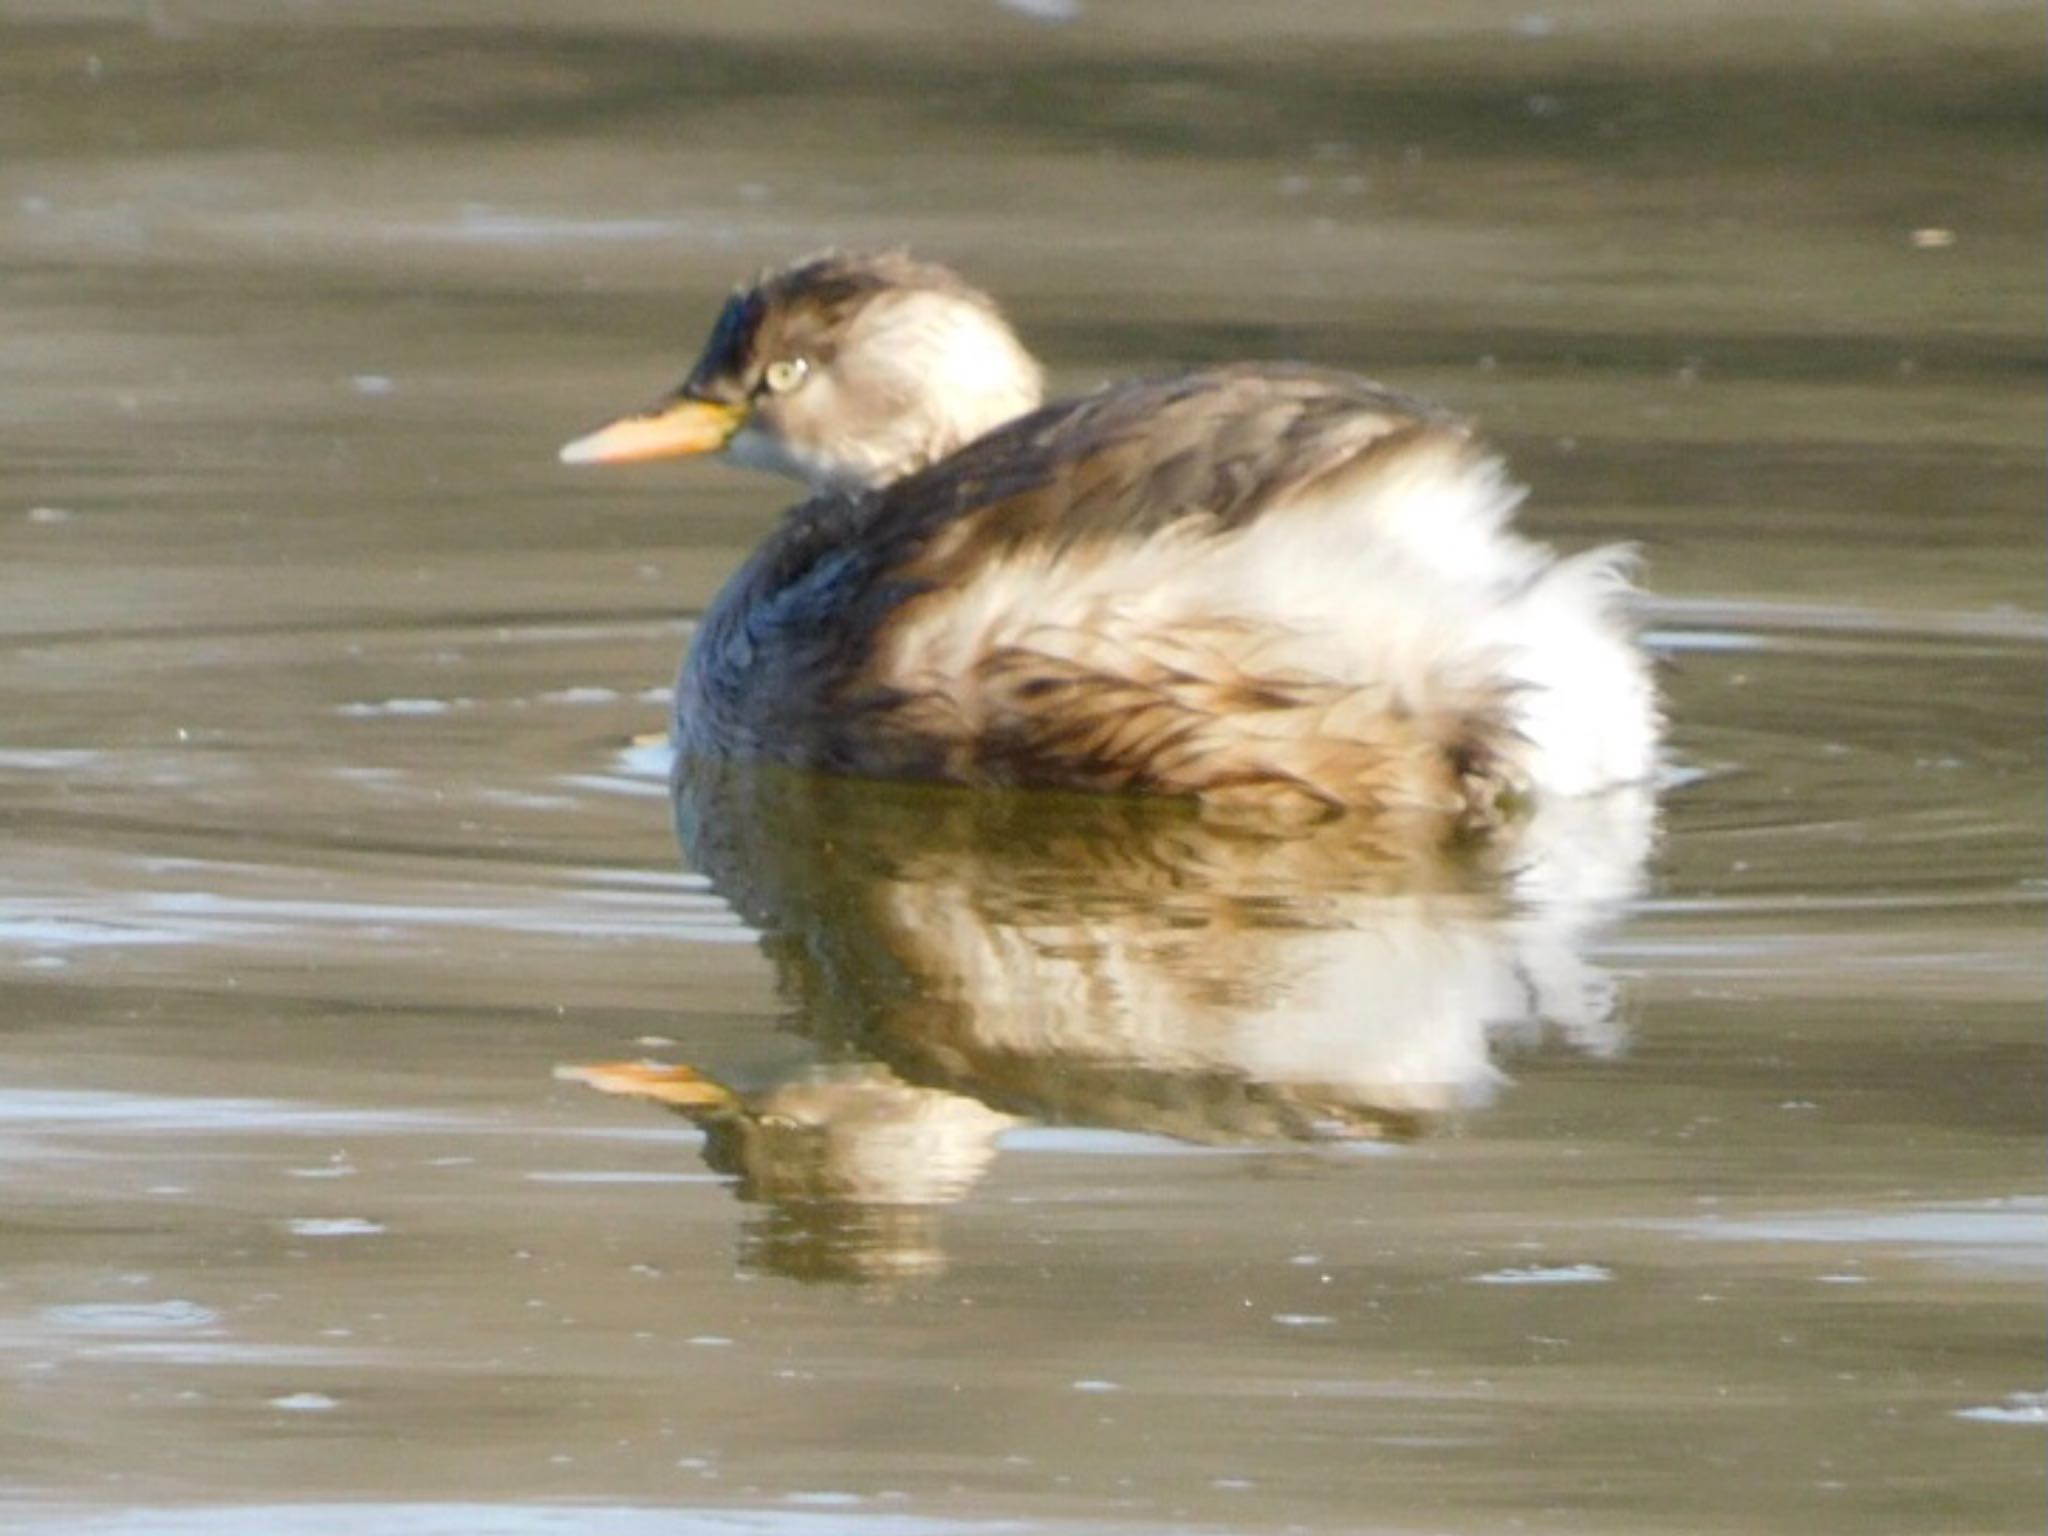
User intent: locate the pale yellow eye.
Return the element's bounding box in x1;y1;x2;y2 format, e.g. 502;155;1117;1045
762;357;809;394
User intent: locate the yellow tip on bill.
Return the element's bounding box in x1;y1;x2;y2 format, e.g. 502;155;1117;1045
558;398;744;466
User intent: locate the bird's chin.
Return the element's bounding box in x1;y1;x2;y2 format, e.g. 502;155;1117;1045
725;424;871;494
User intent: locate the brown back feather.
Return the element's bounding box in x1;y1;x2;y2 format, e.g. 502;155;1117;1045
687;365;1513;820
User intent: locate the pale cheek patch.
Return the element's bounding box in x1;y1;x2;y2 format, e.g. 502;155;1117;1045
848;294;1045;464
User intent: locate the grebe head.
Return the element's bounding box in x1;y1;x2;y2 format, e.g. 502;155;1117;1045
560;250;1045;492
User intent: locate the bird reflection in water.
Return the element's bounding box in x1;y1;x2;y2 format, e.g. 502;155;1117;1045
562;759;1654;1282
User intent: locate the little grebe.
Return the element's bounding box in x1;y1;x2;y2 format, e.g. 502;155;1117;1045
561;251;1660;822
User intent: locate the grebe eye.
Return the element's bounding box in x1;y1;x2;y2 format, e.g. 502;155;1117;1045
761;357;810;395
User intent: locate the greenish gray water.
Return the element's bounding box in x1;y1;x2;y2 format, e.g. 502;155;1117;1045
0;3;2041;1532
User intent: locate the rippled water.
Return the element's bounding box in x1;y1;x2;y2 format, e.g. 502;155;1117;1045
2;3;2041;1532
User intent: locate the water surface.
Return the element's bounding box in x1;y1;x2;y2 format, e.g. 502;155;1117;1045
1;3;2041;1532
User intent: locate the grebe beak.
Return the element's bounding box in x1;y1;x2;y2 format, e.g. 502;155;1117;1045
559;394;746;466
